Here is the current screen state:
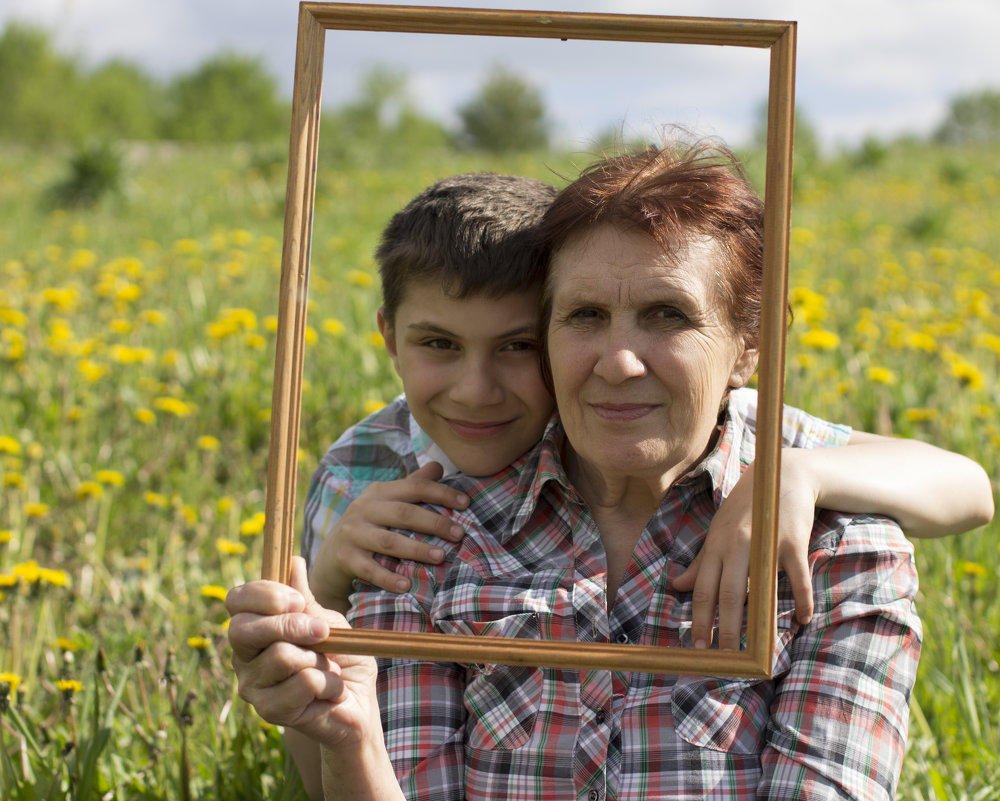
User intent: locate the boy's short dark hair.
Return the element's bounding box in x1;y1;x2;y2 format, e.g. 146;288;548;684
377;172;558;326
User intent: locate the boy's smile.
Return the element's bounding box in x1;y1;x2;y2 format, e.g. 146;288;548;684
380;282;555;477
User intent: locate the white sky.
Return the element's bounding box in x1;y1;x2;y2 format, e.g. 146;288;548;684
3;0;999;149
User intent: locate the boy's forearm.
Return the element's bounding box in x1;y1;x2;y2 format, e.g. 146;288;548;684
794;433;994;537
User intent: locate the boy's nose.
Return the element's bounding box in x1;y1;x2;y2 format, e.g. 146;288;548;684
449;360;505;406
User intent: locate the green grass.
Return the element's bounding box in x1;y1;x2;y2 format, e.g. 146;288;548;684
0;138;997;799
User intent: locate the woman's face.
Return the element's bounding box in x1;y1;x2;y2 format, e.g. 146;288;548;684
546;224;758;488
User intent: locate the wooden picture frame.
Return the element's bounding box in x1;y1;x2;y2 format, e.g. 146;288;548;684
261;2;796;679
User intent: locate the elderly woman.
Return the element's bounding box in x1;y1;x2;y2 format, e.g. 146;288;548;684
230;143;928;800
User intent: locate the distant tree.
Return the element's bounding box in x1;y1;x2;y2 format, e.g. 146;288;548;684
934;88;1000;145
456;66;549;153
163;53;286;143
750;100;821;167
0;22;85;142
85;60;162;140
322;66;450;164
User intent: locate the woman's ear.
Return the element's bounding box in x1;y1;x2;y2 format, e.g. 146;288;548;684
728;345;759;389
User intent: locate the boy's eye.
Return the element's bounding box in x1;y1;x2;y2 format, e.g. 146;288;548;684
502;339;537;353
421;337;458;351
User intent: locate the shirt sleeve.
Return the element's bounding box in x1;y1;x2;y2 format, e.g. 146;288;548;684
759;511;922;800
349;559;468;801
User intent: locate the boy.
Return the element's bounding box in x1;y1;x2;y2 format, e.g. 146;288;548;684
283;171;990;799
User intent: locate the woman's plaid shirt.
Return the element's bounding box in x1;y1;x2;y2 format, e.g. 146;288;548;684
348;402;921;800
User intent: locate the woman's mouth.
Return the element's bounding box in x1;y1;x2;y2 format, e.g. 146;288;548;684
590;403;658;422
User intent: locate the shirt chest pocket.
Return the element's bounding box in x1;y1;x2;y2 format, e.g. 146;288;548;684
464;660;543;751
663;603;794;755
671;675;774;754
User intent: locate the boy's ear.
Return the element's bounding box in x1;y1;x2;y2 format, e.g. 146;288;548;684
728;345;759;389
377;307;401;369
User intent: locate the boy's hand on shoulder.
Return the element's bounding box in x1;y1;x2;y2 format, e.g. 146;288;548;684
672;457;816;650
311;462;470;608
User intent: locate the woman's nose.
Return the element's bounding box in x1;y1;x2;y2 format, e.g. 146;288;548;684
593;330;647;383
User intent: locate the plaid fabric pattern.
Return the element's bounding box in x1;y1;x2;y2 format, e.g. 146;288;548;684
349;398;921;800
300;394;456;568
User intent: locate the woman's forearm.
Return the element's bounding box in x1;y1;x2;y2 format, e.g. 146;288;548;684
321;739;406;801
790;432;994;537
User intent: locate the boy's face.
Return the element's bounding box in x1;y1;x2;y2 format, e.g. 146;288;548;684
380;282;554;477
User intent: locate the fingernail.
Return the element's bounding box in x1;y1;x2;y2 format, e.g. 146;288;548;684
694;639;707;650
449;525;465;540
308;620;328;639
456;494;470;508
429;547;445;562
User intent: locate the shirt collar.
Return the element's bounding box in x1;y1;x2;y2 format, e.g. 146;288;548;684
494;395;758;542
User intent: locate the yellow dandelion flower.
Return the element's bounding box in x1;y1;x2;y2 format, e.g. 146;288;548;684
197;435;221;451
239;512;267;536
67;249;97;270
76;481;104;500
974;332;1000;356
366;331;385;348
264;315;278;333
41;286;78;310
322;318;346;336
24;503;49;519
188;636;212;651
135;407;156;425
905;332;937;352
216;538;247;556
77;359;108;383
96;469;125;487
217;496;234;513
959;561;988;578
143;491;168;508
4;472;24;488
951;360;985;391
140;309;167;326
799;329;840;351
224;308;258;331
55;679;83;694
201;585;228;602
180;505;198;525
207;319;239;339
26;442;42;460
346;269;374;288
362;399;388;416
40;568;70;587
13;561;40;582
154;397;196;417
245;333;266;350
0;529;11;544
904;408;939;423
0;672;22;693
173;238;201;255
865;366;896;385
304;326;318;345
0;436;21;455
0;308;28;327
55;637;79;652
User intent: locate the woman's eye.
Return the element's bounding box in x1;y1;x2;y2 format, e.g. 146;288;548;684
568;307;602;322
650;306;687;323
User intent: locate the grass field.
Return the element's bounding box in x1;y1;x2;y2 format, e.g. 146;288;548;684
0;138;998;799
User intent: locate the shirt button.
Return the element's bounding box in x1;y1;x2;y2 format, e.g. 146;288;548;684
616;632;629;644
588;791;601;801
595;710;606;724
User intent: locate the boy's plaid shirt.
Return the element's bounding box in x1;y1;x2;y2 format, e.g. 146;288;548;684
349;399;922;800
